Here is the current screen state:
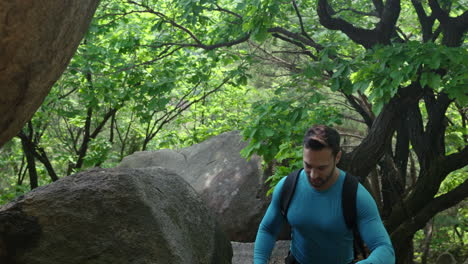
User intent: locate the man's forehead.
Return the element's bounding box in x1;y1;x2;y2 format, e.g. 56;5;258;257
303;148;334;164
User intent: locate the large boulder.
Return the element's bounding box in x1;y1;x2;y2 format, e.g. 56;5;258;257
0;167;232;264
0;0;100;147
119;131;271;242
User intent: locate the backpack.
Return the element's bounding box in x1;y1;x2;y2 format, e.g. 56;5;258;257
279;169;368;261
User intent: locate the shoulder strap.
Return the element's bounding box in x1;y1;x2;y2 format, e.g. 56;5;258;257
342;173;359;229
280;168;302;220
343;172;368;259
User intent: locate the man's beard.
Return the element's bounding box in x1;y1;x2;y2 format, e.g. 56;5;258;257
309;161;336;188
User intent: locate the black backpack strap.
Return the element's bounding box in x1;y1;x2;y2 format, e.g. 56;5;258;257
342;173;358;229
280;169;303;220
342;173;368;259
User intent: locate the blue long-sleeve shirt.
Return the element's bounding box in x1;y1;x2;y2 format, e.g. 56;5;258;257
254;169;395;264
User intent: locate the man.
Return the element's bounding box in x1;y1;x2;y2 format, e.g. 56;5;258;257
254;125;395;264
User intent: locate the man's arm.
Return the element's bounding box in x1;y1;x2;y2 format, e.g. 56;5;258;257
355;185;396;264
253;178;287;264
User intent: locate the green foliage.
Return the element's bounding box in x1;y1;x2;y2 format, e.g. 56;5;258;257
438;167;468;195
155;81;253;148
0;183;29;205
335;42;468;114
240;84;343;194
0;6;466;264
414;204;468;263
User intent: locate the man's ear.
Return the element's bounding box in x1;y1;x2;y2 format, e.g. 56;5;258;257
335;151;342;163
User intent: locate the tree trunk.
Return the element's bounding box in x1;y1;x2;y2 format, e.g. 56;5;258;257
421;219;434;264
19;133;38;189
394;234;415;264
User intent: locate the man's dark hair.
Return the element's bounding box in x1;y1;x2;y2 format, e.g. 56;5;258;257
303;125;341;156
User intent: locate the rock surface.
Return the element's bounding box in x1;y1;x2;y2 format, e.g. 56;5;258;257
0;0;100;147
119;131;272;242
0;167;232;264
231;240;290;264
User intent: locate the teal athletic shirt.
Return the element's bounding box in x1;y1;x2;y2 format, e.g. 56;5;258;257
254;169;395;264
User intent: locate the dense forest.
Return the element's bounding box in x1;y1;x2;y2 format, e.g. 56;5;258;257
0;0;466;263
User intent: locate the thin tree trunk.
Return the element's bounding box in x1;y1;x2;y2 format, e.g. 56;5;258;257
421;218;434;264
35;149;59;182
19;134;38;189
17;156;27;186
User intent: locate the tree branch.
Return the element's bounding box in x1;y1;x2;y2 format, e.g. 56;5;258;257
442;146;468;174
317;0;379;49
428;0;450;23
291;0;315;41
390;178;468;241
334;8;378;17
317;0;401;47
212;4;243;21
248;41;302;73
268;26;323;51
270;33;317;60
428;1;468;46
372;0;384;16
339;83;424;178
424;92;452;158
143;78;231;147
128;1;250;51
407;100;426;163
377;0;401;43
90;109;118;139
343;93;374;127
411;0;436;42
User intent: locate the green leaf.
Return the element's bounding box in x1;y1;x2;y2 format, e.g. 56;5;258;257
427;73;441;89
353;81;370;93
264;128;274;137
372;100;384;115
331;78;340;91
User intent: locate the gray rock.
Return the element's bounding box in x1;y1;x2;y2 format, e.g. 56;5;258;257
120;131;271;242
0;167;232;264
0;0;100;147
231;240;290;264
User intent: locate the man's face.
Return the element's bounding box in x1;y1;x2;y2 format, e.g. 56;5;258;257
303;147;341;190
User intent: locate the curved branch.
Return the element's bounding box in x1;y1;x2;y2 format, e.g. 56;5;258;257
390;178;468;240
317;0;401;47
291;0;315;42
339;83;424;178
343;93;374;127
442;146;468;174
317;0;378;49
270;33;317;60
268;27;323;50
